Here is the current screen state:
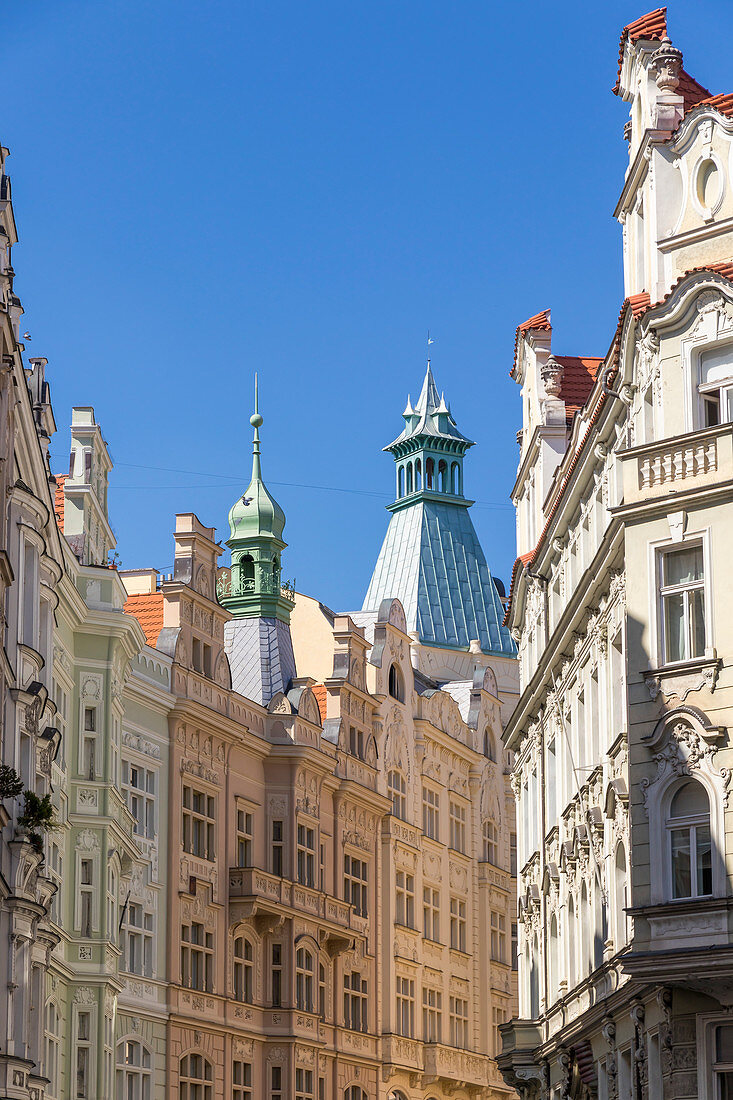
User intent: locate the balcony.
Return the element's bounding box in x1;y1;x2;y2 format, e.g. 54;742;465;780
381;1034;423;1073
228;867;364;948
423;1043;489;1089
618;422;733;512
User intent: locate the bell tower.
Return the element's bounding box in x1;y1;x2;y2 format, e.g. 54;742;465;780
220;379;296;705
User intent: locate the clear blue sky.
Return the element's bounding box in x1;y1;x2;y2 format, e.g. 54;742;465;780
5;1;730;610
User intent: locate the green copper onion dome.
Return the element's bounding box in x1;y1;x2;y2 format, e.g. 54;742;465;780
227;402;286;544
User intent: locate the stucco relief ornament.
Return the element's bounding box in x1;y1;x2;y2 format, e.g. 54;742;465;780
642;717;732;814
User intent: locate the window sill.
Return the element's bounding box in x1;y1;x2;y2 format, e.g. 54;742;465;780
643;654;721;704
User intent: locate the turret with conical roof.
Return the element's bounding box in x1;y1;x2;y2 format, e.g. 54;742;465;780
363;362;515;662
220;378;297;706
219;377;294;624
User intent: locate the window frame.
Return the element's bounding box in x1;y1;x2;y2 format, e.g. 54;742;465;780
657;540;708;666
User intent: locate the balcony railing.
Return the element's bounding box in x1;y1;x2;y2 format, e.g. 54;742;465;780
229;866;361;939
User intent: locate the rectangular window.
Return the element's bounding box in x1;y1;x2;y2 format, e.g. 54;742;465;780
297;824;316;887
711;1021;733;1098
490;911;506;963
349;726;364;759
423;886;440;941
180;922;213;992
271;1065;283;1100
122;760;156;839
483;820;498;865
182;786;215;861
450;897;466;952
422;786;440;840
493;1006;508;1057
449;800;467;853
388;770;406;819
236;809;253;868
547;738;557;826
76;1010;91;1098
80;859;94;937
422;986;442;1043
450;995;469;1048
271;820;284;877
511;923;518;971
396;976;415;1037
232;1061;252;1100
395;870;415;928
510;832;517;877
699;344;733;426
343;971;368;1032
295;1068;313;1100
123;902;154;977
659;543;706;664
271;943;282;1007
344;854;368;917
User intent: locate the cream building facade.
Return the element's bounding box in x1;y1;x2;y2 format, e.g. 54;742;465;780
499;10;733;1100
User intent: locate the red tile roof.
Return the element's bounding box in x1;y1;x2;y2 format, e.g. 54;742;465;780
54;475;66;531
613;8;667;94
613;8;711;111
555;356;604;420
124;592;164;647
696;93;733;120
312;683;327;725
511;309;551;378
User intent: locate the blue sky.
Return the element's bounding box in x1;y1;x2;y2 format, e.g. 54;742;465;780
5;1;730;610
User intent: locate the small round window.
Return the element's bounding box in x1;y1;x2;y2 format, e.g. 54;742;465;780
696;158;721;212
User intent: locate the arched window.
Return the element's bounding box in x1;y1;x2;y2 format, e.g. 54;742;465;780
406;463;413;494
483;727;496;762
241;554;255;587
117;1040;152;1100
179;1053;212;1100
415;458;422;490
272;556;280;585
451;461;459;494
699;343;733;427
388;770;407;820
388;663;404;702
296;947;314;1012
438;459;447;492
345;1088;368;1100
482;820;498;865
549;915;558;1004
398;466;405;498
45;1001;61;1100
233;936;254;1003
426;457;434;489
614;843;628;946
667;779;712;899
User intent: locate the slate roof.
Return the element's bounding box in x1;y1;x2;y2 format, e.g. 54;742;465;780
386;363;473;451
363;498;515;657
124;593;165;647
224;617;296;707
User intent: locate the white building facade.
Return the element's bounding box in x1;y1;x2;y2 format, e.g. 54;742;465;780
499;11;733;1100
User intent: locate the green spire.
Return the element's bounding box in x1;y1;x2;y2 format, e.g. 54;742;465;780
218;376;294;622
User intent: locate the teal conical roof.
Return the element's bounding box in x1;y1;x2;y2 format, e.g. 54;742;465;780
363;362;515;658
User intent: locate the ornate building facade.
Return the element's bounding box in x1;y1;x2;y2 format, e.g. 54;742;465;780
499;10;733;1100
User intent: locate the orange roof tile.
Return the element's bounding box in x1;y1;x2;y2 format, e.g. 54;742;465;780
54;475;66;531
678;69;712;112
556;356;604;420
696;92;733;120
614;8;667;94
511;308;551;378
124;592;164;647
311;683;327;725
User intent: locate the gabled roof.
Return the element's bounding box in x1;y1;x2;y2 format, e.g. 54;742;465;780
54;475;66;531
613;8;711;109
124;592;164;647
511;309;551;379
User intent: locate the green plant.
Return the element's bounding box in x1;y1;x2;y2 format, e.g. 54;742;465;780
0;765;23;800
18;791;57;832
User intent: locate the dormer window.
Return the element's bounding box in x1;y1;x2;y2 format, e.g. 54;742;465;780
388;663;404;702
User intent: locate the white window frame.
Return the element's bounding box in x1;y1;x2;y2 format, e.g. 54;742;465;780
698;1014;733;1099
647;527;713;670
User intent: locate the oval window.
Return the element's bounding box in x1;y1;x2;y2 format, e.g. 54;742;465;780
696;158;720;210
